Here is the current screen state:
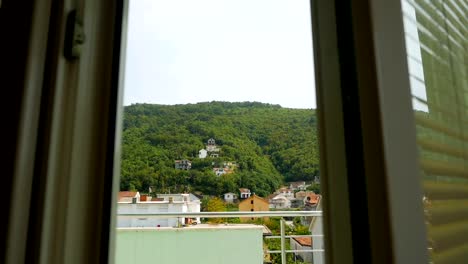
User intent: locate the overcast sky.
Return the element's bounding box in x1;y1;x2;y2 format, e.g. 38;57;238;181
123;0;316;109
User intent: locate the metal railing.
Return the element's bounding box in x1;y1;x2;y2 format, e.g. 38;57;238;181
117;210;322;218
117;211;324;264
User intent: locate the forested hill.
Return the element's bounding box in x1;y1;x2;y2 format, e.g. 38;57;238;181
121;102;319;197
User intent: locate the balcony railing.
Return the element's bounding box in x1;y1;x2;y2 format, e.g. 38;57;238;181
117;211;324;264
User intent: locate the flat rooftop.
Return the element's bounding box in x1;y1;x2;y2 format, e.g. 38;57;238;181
117;223;273;234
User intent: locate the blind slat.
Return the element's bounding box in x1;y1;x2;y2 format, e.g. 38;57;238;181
426;200;468;225
415;114;468;142
420;159;468;179
432;243;468;264
418;138;468;160
428;220;468;251
423;181;468;200
404;0;467;261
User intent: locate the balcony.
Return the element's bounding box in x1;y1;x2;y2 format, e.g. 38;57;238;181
115;211;324;264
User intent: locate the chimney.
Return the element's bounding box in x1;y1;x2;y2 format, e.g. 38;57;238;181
132;197;137;204
169;197;173;203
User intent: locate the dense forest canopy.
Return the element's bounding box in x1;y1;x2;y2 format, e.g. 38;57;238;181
120;102;319;197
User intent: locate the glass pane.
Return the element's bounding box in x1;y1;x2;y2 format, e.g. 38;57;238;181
116;1;324;263
402;0;468;262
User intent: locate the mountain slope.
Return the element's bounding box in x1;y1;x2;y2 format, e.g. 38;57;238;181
121;102;319;196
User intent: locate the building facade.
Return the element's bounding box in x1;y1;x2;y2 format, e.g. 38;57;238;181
117;193;201;227
238;194;269;222
224;192;238;203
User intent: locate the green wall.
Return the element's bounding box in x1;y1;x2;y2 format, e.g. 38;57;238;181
116;225;263;264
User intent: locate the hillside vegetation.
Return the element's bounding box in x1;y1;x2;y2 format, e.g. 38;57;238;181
121;102;319;197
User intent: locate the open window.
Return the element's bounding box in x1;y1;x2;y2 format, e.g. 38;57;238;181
6;0;467;263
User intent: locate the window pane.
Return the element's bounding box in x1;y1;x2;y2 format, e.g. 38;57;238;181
116;1;324;264
402;0;468;262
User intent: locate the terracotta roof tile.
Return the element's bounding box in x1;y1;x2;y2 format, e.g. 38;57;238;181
118;191;139;202
118;191;137;198
305;193;320;204
293;237;312;247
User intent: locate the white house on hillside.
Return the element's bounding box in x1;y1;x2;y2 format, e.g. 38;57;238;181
278;187;294;198
288;181;309;191
117;193;201;228
224;192;238;203
206;138;220;153
268;193;292;209
239;188;251;199
199;149;207;159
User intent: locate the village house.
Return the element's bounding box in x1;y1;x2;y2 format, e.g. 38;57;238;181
213;161;237;175
268;194;292;209
239;188;251;199
198;149;207;159
294;191;320;209
118;191;140;203
304;193;320;209
309;195;324;264
238;194;269;222
276;187;294;198
266;187;298;209
205;138;221;157
223;192;238;203
117;192;201;228
206;138;218;150
290;237;313;263
288;181;309;191
268;190;320;210
290;198;304;208
174;159;192;170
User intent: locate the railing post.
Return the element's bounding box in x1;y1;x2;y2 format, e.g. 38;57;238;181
280;218;286;264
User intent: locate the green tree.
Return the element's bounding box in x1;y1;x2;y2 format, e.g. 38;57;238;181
202;197;226;223
120;102;320;196
204;197;226;212
306;183;321;194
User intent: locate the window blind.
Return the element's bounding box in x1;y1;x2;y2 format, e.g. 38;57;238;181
402;0;468;263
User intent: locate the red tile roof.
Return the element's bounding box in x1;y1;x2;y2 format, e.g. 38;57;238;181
118;191;138;198
305;193;320;204
293;237;312;247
